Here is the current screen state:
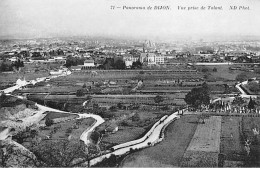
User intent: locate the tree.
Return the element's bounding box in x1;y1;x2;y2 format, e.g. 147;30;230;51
131;60;142;69
12;59;24;70
223;84;231;94
117;102;123;109
113;59;126;70
45;117;54;127
184;86;210;109
232;96;245;106
132;113;140;122
202;82;210;93
64;56;85;68
102;58;114;70
99;110;114;119
201;67;209;73
248;97;256;110
213;67;217;72
76;89;85;97
154;95;164;109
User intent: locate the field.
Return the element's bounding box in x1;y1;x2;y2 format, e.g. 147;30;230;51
181;116;222;167
186;116;221;152
102;127;146;144
40;117;95;139
120;114;199;167
3;67;243;167
0;71;50;89
102;110;166;145
20;86;81;93
241;116;260;167
220;116;245;167
198;65;255;81
21;117;95;150
208;65;242;81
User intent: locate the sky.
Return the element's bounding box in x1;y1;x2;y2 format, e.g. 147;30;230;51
0;0;260;39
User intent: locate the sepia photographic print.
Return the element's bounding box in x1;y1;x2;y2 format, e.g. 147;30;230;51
1;0;260;169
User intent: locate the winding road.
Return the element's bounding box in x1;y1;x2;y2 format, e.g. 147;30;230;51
1;71;105;147
87;110;184;166
1;71;186;167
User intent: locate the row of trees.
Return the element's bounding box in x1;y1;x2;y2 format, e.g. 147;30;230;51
64;56;143;70
101;58;142;70
64;56;85;67
0;59;24;72
100;58;126;70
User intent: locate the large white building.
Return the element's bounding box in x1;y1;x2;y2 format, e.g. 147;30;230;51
84;59;95;67
155;55;165;64
145;53;165;65
82;59;95;69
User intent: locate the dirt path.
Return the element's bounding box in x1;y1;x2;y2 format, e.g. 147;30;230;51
120;115;199;167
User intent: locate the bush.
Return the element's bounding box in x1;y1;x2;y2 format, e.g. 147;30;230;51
201;67;210;72
45;117;54;127
76;89;85;97
66;128;73;134
109;106;117;112
132;114;140;122
117;102;123;109
121;120;132;126
100;111;114;118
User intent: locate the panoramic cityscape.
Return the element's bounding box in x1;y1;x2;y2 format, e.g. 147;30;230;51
1;0;260;168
